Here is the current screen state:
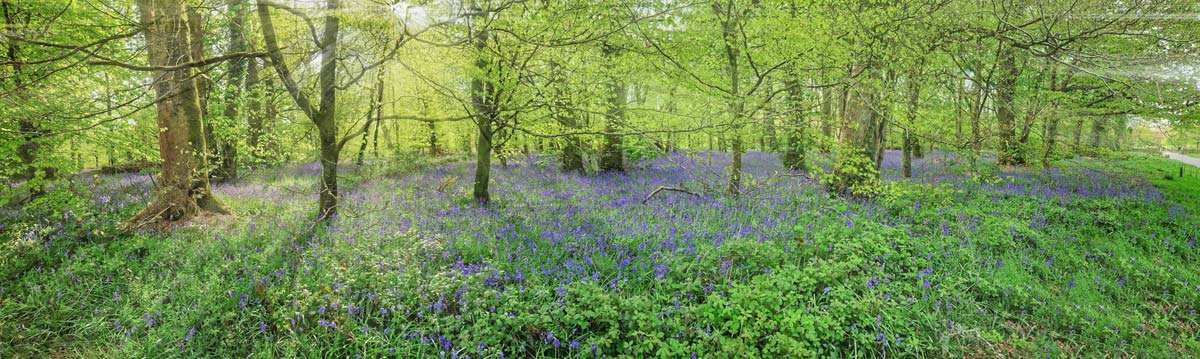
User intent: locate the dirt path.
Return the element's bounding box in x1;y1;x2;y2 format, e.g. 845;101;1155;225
1163;152;1200;168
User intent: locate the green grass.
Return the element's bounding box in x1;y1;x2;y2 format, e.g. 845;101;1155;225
1125;154;1200;199
2;152;1199;358
1067;152;1200;208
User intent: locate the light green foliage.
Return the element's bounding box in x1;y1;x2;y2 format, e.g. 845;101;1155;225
1;0;1199;357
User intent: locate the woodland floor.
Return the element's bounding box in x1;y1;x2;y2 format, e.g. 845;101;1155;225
2;150;1199;358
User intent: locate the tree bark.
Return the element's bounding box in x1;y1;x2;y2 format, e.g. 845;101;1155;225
968;40;986;156
313;0;341;221
217;0;248;180
552;62;585;173
357;74;384;166
599;44;625;173
832;61;880;195
246;57;264;162
4;0;55;198
994;43;1024;166
469;3;495;204
902;128;913;178
130;0;229;227
1090;117;1105;150
258;0;341;221
902;75;921;178
1041;62;1065;168
781;76;807;171
185;7;222;180
427;122;439;155
1072;117;1084;151
714;1;743;195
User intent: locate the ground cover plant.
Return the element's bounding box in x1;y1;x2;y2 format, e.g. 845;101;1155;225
3;151;1198;358
3;0;1199;357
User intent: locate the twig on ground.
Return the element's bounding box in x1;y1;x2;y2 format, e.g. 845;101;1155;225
641;186;701;204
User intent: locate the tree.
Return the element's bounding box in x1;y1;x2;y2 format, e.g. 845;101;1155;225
215;0;250;181
129;0;229;227
598;42;626;173
257;0;342;220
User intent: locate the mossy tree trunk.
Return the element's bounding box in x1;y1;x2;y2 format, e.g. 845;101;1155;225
599;44;625;173
130;0;229;227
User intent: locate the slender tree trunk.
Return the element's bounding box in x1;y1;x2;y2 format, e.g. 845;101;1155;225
874;91;888;169
902;75;921;178
1041;63;1064;168
473;121;493;204
258;0;340;221
357;75;383;166
214;0;248;180
819;71;835;143
427;122;440;155
313;0;341;220
246;57;265;162
715;1;743;195
372;111;382;158
186;7;222;181
969;59;985;156
469;4;494;204
902;128;913;178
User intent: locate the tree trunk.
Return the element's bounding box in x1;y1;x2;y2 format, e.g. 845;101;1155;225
832;62;880;195
1041;63;1063;168
1090;117;1105;150
473;121;493;204
130;0;228;227
246;57;265;163
258;0;340;221
969;52;985;156
313;0;340;221
599;45;625;172
902;128;913;178
216;0;247;180
1072;117;1084;151
819;72;835;143
551;61;585;173
469;4;495;204
357;76;383;166
317;122;339;220
781;77;807;171
902;76;920;178
186;7;222;181
424;122;439;156
715;2;743;195
4;0;53;198
995;43;1023;166
557;115;584;173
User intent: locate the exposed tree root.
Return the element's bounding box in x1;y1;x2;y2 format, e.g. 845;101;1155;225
122;188;231;232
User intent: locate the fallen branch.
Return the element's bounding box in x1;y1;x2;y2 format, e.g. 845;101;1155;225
641;186;701;205
781;171;814;181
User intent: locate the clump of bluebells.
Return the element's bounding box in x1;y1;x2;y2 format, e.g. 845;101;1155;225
2;151;1199;358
